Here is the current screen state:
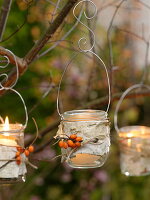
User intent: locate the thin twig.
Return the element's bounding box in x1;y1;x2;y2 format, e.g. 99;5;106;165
38;7;83;59
50;0;61;23
107;0;125;99
28;118;39;147
0;0;79;93
0;0;12;41
136;0;150;10
117;27;150;84
24;0;78;64
28;83;56;115
0;19;26;43
107;0;125;68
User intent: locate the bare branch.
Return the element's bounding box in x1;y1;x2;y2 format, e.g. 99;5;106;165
46;0;61;8
0;0;78;92
117;27;150;84
24;0;78;65
25;120;59;146
0;0;12;41
136;0;150;10
107;0;125;68
50;0;62;23
38;7;83;59
117;27;146;42
0;18;26;43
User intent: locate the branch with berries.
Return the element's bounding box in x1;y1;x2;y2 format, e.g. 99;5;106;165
58;134;83;149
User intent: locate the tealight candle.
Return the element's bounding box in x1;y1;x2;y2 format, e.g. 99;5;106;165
0;117;27;184
57;110;110;168
119;126;150;176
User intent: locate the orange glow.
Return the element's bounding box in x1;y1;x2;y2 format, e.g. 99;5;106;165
136;144;142;152
127;138;131;147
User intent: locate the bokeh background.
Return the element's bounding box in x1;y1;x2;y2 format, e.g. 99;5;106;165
0;0;150;199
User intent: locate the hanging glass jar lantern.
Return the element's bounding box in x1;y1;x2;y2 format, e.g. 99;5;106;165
114;84;150;176
0;117;27;184
55;53;111;169
55;0;111;169
57;109;110;168
0;50;28;184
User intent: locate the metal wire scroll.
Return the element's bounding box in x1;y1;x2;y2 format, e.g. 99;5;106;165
0;49;28;128
114;83;150;133
56;0;111;118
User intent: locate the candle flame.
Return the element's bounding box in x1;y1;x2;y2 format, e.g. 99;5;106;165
4;116;9;131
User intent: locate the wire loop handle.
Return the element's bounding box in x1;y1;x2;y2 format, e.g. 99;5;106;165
0;49;28;127
56;52;111;118
114;83;150;133
57;0;111;118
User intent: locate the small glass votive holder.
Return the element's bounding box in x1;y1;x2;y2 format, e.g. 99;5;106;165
0;124;27;184
58;109;110;169
119;126;150;176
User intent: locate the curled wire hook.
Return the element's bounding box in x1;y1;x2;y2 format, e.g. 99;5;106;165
0;55;10;69
0;49;19;89
0;49;28;127
73;0;97;52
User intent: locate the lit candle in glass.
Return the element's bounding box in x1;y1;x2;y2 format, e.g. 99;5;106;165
0;117;27;184
119;126;150;176
0;117;17;147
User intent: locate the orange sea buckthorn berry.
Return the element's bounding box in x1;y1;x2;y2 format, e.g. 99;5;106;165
28;145;35;153
69;134;77;140
58;140;64;148
16;156;21;165
16;160;21;165
75;137;82;142
16;151;20;157
25;149;30;157
16;156;21;161
17;146;24;153
63;142;68;149
75;142;81;147
72;143;77;148
67;140;74;147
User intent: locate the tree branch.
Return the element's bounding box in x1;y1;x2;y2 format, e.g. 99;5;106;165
0;0;12;41
24;0;78;65
0;0;78;91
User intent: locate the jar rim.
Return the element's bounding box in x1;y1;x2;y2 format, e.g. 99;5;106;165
0;123;24;134
119;125;150;137
62;109;108;122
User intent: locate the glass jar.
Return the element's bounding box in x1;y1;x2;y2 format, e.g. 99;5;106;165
119;126;150;176
59;109;110;168
0;124;27;184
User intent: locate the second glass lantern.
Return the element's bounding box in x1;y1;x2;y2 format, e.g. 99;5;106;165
114;84;150;176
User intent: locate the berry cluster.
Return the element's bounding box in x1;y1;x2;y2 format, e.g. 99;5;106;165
15;145;34;165
58;134;83;149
